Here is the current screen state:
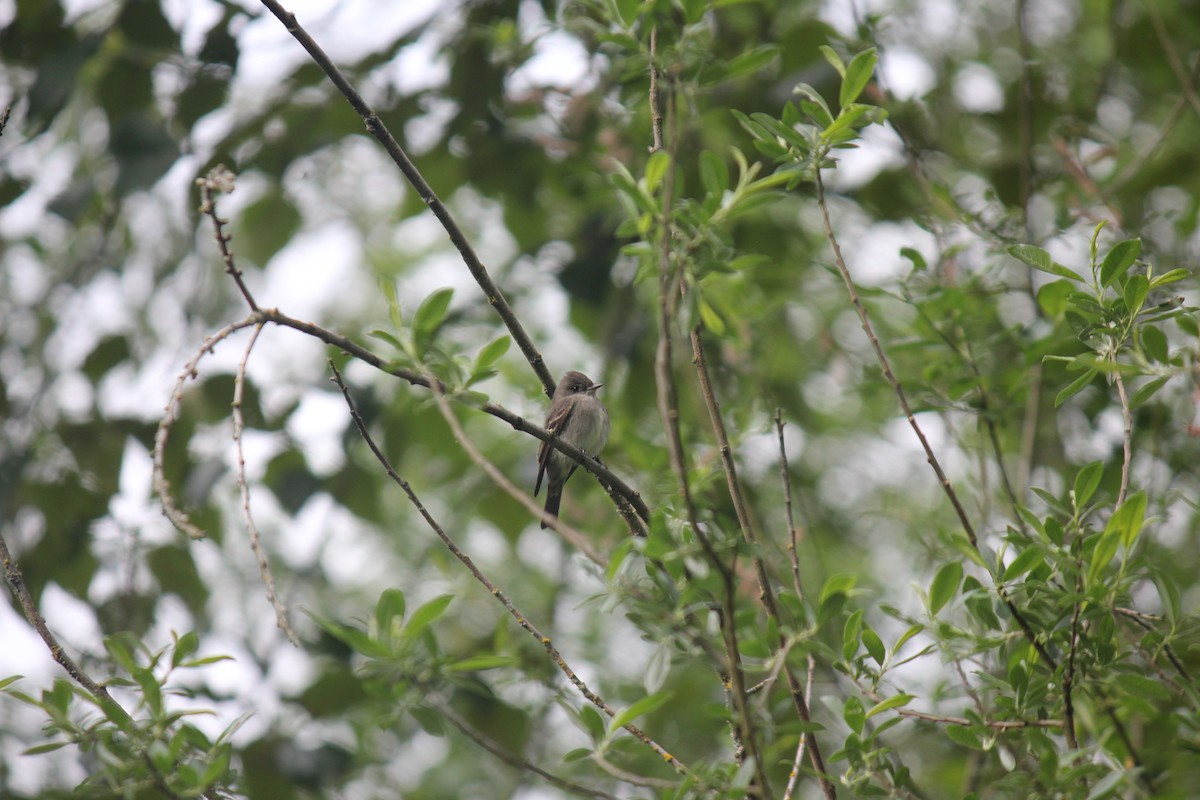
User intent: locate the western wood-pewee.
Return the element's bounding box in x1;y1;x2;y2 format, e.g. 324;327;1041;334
534;371;609;528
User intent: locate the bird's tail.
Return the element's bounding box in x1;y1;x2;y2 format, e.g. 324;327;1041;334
541;486;562;529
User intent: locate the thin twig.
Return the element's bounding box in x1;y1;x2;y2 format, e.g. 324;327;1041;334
232;323;299;645
256;0;555;396
197;166;257;311
438;704;625;800
648;27;664;153
329;364;687;774
851;678;1062;730
775;410;807;601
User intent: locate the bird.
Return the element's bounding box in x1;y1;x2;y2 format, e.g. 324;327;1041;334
534;371;609;528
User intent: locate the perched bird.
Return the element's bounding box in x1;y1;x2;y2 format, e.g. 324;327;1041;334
534;371;609;528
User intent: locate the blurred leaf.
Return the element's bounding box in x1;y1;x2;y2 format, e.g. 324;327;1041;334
840;48;877;107
1073;462;1103;508
1008;244;1083;282
928;561;962;615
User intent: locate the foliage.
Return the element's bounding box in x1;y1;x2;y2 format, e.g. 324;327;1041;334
2;0;1199;799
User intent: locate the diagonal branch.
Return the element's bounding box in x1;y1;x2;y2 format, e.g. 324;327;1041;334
256;0;555;396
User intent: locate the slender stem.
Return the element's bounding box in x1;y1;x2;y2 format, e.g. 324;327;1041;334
232;323;299;645
775;411;807;601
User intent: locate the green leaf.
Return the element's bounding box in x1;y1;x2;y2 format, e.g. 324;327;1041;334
843;609;864;661
579;703;606;742
840;48;877;107
563;747;594;762
1007;244;1083;282
1123;274;1149;314
472;335;511;373
1088;492;1146;583
1112;491;1147;549
1140;325;1168;363
725;45;780;79
946;723;983;749
1130;375;1171;408
928;561;962;615
1036;279;1075;318
171;631;200;669
792;83;833;127
819;45;846;77
23;742;70;755
310;615;390;658
699;150;728;197
866;693;914;718
644;150;671;193
104;635;138;674
413;288;454;340
614;0;639;26
843;695;865;733
1148;268;1190;289
375;588;406;631
900;246;926;272
609;692;673;733
1073;462;1104;507
821;573;857;604
1001;548;1043;582
862;625;885;665
1099;238;1141;287
1053;367;1098;407
892;624;924;655
402;594;454;639
446;655;513;671
698;297;725;335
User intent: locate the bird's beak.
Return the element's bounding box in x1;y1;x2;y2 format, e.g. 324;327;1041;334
589;383;604;393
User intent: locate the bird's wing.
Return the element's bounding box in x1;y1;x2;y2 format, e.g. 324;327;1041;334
535;397;574;496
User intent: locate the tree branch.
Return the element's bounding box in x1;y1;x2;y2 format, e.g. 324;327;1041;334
256;0;555;396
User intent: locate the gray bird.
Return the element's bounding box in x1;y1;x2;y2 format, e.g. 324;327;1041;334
534;371;610;528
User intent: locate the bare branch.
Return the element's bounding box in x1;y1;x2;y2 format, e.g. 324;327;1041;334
256;0;555;395
232;323;299;645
